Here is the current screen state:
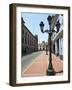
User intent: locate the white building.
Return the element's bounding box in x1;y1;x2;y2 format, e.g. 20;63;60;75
52;15;63;59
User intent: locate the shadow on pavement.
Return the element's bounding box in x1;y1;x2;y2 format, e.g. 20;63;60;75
55;70;63;74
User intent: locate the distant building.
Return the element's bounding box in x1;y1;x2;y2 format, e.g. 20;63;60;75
21;17;38;56
38;41;47;51
38;43;42;50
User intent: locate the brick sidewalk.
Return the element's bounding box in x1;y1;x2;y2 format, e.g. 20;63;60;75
21;51;63;77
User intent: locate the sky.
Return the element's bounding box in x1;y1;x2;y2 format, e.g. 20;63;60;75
21;12;58;43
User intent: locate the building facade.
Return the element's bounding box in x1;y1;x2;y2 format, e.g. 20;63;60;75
21;17;38;56
52;15;63;60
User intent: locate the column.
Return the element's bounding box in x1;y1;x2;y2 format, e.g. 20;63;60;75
59;38;63;59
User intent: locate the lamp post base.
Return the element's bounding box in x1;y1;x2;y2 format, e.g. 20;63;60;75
46;62;55;76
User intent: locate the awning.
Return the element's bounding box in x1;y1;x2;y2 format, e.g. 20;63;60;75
52;30;63;44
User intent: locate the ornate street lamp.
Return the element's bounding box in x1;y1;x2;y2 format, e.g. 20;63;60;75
39;21;44;33
39;15;56;75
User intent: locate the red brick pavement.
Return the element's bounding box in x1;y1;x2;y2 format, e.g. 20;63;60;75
21;51;63;77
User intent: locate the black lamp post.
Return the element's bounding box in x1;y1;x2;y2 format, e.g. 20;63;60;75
39;15;57;75
46;45;48;55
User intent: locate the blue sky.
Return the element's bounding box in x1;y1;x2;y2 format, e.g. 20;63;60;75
21;12;56;43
